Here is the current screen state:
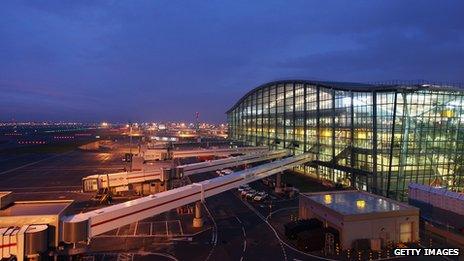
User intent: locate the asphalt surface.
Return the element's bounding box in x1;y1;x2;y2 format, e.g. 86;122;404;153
0;150;126;190
1;144;451;261
188;172;321;261
0;147;369;260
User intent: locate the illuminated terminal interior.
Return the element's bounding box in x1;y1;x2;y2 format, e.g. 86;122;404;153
227;80;464;200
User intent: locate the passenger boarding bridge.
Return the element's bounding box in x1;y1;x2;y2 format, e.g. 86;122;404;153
176;150;290;177
81;169;166;195
141;146;269;160
1;153;314;260
63;153;313;241
80;150;288;196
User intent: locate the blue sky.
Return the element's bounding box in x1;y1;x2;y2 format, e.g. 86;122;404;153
1;1;463;123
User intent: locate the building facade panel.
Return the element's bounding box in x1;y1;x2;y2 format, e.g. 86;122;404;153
227;80;464;200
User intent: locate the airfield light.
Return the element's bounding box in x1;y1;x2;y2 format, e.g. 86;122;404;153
324;194;332;204
356;199;366;209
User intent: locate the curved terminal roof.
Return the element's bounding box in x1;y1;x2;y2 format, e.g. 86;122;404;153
226;79;463;113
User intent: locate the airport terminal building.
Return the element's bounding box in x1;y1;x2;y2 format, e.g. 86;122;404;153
226;80;464;200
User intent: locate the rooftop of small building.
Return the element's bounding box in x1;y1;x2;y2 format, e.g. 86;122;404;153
0;191;12;197
0;200;73;216
301;190;416;216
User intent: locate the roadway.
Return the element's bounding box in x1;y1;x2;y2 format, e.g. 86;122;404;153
188;171;320;261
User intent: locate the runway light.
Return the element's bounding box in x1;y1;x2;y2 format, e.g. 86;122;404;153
324;194;332;204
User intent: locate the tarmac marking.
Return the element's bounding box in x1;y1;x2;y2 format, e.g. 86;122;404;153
92;235;181;238
152;221;168;236
2;185;81;190
165;221;169;236
98;252;178;261
0;151;74;176
134;222;150;236
238;195;334;261
239;195;288;261
0;154;28;163
12;190;82;194
90;177;245;228
239;218;247;253
166;220;182;236
19;167;123;172
133;221;138;236
267;206;298;219
201;201;218;261
177;220;184;235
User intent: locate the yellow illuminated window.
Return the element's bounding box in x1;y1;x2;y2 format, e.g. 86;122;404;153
400;222;412;242
441;109;454;118
324;194;332;204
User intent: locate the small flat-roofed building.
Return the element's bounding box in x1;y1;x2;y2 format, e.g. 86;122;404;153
0;198;73;248
299;190;419;250
0;191;13;209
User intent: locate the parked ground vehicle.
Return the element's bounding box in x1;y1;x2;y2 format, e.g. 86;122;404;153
253;192;268;202
238;184;250;192
246;190;258;199
216;168;234;176
222;169;233;175
241;188;254;197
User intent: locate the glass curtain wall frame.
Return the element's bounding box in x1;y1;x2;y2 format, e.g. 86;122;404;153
226;81;464;201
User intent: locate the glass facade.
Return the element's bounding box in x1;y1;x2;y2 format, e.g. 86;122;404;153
227;80;464;201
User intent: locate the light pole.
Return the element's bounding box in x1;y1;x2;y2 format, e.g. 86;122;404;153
129;122;132;171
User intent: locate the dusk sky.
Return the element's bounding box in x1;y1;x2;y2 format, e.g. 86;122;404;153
1;1;463;123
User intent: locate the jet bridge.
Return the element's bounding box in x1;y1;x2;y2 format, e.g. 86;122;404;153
62;153;314;243
141;146;269;160
176;150;290;177
170;146;269;159
81;169;167;195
